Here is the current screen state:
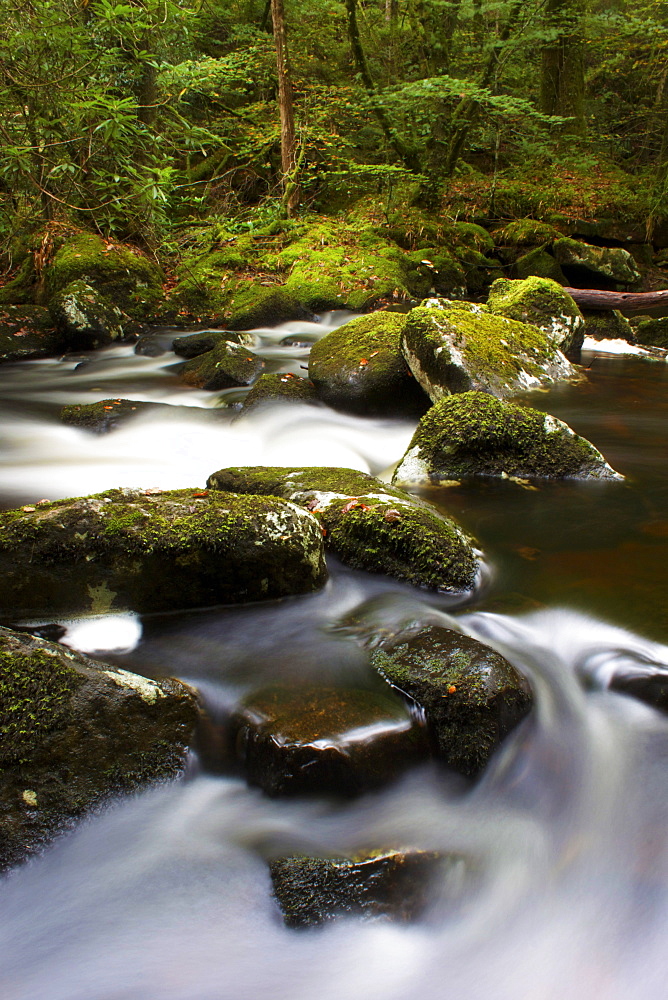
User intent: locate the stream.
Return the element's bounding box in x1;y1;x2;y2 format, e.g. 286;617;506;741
1;318;668;1000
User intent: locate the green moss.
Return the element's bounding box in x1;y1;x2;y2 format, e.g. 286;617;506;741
552;238;641;285
0;257;38;305
486;276;584;353
45;234;164;320
633;315;668;348
493;219;563;248
514;248;566;283
0;647;83;765
402;390;619;480
241;373;318;412
182;339;265;389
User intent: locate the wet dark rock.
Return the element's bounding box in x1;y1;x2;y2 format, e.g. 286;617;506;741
609;671;668;712
172;329;256;359
229;684;429;796
0;305;65;363
134;336;167;357
239;373;319;413
279;335;318;348
0;487;327;617
393;391;622;484
270;850;449;927
181;339;265;390
369;625;533;776
552;238;641;288
49;280;125;349
0;626;198;871
2;622;67;642
308;312;430;416
207;466;479;594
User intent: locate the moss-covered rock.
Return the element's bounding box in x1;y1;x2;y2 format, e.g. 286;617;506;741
240;373;319;413
514;247;567;284
401;299;579;401
0;256;39;306
229;684;429;797
0;626;198;871
583;310;636;343
493;219;564;251
0;305;65;363
552;238;641;287
308;312;430;416
45;234;164;320
393;391;622;483
631;315;668;349
172;329;255;359
206;466;479;594
486;276;585;356
369;625;533;776
181;339;265;390
406;249;467;300
49;280;124;349
59;398;216;433
270;851;447;927
0;487;327;617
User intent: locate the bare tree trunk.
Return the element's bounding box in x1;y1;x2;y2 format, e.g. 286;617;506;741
564;288;668;311
271;0;299;215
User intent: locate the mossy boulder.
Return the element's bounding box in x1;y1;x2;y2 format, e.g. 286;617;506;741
486;276;585;356
0;487;327;617
308;312;430;416
369;625;533;776
229;684;429;797
270;851;446;927
172;329;255;359
631;315;668;349
59;398;215;433
181;339;265;390
240;373;319;413
0;305;64;363
406;249;467;300
492;219;563;266
393;391;622;484
514;247;567;284
552;238;641;287
206;466;479;594
583;310;636;343
49;280;124;349
45;234;164;320
401;299;578;401
0;626;198;871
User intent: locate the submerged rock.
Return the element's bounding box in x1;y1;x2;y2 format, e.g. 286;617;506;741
60;398;173;433
240;373;319;413
0;305;64;363
229;684;429;796
552;238;641;287
270;851;449;927
206;466;479;594
393;391;622;484
0;487;327;617
369;625;533;776
181;339;265;390
0;626;198;871
401;299;578;401
308;312;429;416
172;329;256;359
486;276;585;356
49;280;125;349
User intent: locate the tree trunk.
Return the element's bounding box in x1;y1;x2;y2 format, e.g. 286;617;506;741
540;0;586;134
563;287;668;312
271;0;299;215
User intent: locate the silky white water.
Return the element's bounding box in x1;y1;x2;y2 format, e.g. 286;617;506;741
2;323;668;1000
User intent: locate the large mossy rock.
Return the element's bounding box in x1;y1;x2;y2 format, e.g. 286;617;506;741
514;247;567;284
369;625;533;776
229;684;429;796
486;276;585;356
401;299;578;401
632;315;668;349
0;626;198;871
270;851;446;927
181;339;265;390
492;219;564;265
206;466;479;594
0;305;64;363
49;280;124;349
393;391;622;484
552;238;641;287
583;309;636;344
0;488;327;617
45;234;164;320
240;373;319;413
308;312;430;416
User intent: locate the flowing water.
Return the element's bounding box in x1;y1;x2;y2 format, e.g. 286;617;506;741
2;321;668;1000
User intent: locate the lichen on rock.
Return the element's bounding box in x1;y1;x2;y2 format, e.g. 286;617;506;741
552;238;641;287
49;280;125;349
393;391;623;483
206;466;480;594
0;487;327;616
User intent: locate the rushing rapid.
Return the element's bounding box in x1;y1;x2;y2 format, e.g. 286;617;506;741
1;323;668;1000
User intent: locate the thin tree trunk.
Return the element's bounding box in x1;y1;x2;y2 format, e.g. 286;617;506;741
271;0;299;215
540;0;586;134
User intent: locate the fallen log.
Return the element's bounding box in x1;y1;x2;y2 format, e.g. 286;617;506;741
564;287;668;312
